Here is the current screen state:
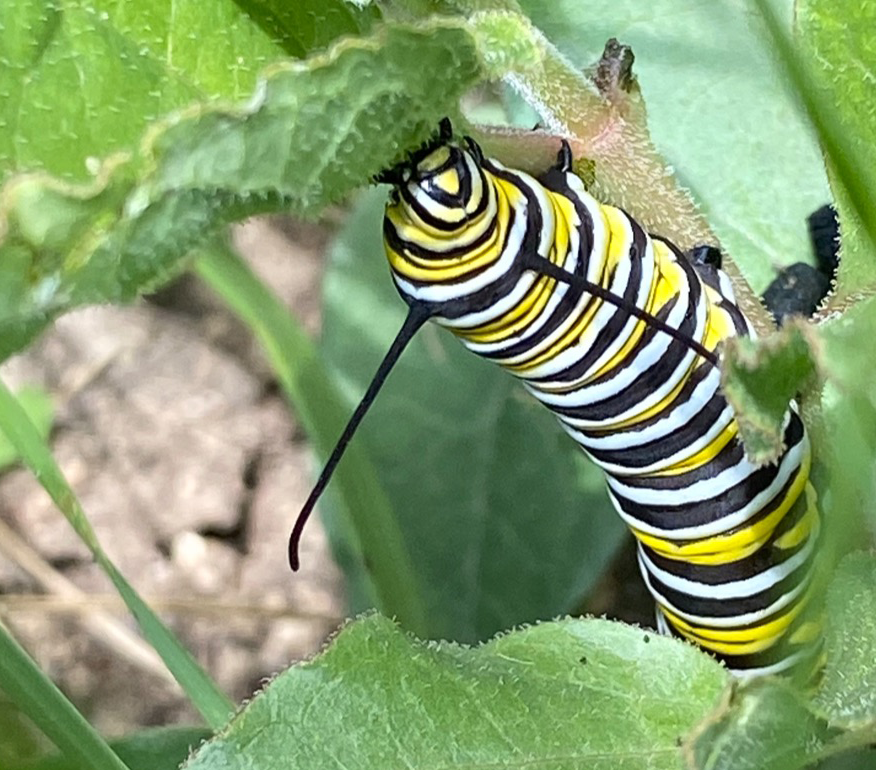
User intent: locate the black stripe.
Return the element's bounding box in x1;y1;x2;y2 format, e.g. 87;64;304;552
541;251;703;421
616;412;805;491
720;299;752;335
535;169;596;293
400;174;546;320
384;206;497;263
470;165;598;356
644;550;814;619
542;295;678;388
395;167;490;237
677;610;823;672
613;450;804;531
582;389;728;469
513;216;648;378
580;361;713;437
638;484;815;589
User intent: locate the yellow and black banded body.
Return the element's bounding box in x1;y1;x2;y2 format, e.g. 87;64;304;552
382;136;821;678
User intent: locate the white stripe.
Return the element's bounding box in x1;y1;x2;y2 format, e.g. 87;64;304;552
637;535;815;602
526;294;708;423
730;647;811;679
568;366;722;450
500;256;634;371
716;270;737;303
607;439;808;540
459;224;584;350
391;192;530;305
526;347;701;431
440;274;539;329
654;608;813;679
644;568;811;629
567;235;660;382
562;405;736;477
530;281;698;409
607;417;800;506
503;213;652;377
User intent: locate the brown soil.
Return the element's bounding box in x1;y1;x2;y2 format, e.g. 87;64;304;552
0;217;344;738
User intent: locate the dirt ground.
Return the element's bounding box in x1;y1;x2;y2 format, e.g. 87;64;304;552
0;217;346;737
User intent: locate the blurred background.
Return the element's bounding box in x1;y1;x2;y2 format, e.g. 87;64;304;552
0;218;345;739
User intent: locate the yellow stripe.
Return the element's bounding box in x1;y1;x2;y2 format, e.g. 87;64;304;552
661;586;809;646
385;176;515;282
582;238;692;384
435;168;460;195
789;619;822;645
650;419;738;478
667;622;781;656
461;189;575;344
462;274;556;343
419;145;450;171
385;176;496;262
632;446;811;565
505;203;624;374
398;214;499;271
773;482;819;550
606;357;701;429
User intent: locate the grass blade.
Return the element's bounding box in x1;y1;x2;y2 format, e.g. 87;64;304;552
194;238;429;637
0;621;128;770
0;379;234;730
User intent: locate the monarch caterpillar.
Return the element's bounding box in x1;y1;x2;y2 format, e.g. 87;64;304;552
290;119;822;679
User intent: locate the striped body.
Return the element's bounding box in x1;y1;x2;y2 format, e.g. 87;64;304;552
382;140;821;677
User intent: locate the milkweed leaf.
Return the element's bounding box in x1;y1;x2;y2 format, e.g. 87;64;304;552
185;614;728;770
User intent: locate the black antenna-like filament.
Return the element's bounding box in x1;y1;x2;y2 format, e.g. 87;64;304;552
528;256;720;367
288;303;432;571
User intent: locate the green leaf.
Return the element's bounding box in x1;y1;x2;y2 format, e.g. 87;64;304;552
0;1;264;181
13;727;212;770
0;693;42;766
516;0;830;295
0;18;523;361
817;295;876;403
810;297;876;546
185;614;728;770
0;378;234;729
814;552;876;730
320;189;627;642
195;239;428;636
0;621;127;770
0;0;377;182
720;322;816;464
686;678;832;770
794;0;876;303
0;386;53;470
217;0;379;59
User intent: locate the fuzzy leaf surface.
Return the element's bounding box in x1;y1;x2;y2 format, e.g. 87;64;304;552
721;322;816;464
686;679;831;770
0;0;378;181
814;552;876;730
186;614;728;770
797;0;876;302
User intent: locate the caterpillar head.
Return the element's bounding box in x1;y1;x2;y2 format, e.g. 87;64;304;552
380;123;492;241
